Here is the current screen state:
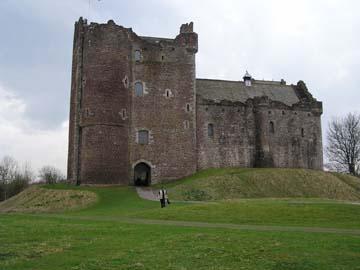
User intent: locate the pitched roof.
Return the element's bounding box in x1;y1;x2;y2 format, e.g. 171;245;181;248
139;36;174;44
196;79;300;106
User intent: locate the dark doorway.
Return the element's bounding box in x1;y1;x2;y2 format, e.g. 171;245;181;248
134;162;151;186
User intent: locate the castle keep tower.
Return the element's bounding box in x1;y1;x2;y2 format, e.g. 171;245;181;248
68;18;323;186
68;18;198;185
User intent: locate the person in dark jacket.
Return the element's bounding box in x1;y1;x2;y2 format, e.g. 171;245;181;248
158;188;166;208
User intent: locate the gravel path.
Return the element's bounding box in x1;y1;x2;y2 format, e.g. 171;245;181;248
136;187;217;204
136;187;158;201
20;213;360;236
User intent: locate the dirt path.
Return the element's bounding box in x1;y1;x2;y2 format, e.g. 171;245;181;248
17;213;360;236
136;187;217;204
136;187;158;201
118;218;360;236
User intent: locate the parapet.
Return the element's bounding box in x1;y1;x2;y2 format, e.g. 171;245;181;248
180;22;194;33
175;22;198;53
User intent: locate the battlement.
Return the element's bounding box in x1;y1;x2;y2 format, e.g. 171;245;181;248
180;22;194;33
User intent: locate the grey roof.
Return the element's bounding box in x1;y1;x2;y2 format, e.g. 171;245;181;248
139;36;174;44
196;79;300;106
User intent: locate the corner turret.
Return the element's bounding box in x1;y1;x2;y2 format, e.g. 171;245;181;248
175;22;198;53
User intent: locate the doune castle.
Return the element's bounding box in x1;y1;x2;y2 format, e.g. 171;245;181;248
67;18;323;186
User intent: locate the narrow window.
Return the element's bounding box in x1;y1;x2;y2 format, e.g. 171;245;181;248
161;55;164;61
134;82;144;97
134;50;141;61
301;128;305;137
165;89;171;98
186;103;190;112
268;111;272;114
184;120;189;129
121;109;126;120
282;111;285;115
138;130;149;144
270;121;275;134
208;123;214;138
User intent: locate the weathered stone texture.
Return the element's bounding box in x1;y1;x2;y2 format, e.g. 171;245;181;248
196;80;323;170
197;100;256;169
129;28;198;182
67;18;323;186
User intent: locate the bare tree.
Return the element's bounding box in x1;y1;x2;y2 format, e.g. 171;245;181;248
0;156;19;183
21;162;35;183
38;166;65;184
326;113;360;175
0;156;19;200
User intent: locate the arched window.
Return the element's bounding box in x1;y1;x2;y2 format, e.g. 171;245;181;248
208;123;214;138
134;82;144;97
138;130;149;144
301;128;305;137
165;89;171;98
121;109;127;120
134;50;141;61
269;121;275;134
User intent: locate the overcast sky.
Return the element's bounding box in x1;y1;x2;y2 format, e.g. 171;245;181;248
0;0;359;174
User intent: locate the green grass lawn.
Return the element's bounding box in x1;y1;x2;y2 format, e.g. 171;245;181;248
158;168;360;201
1;214;360;270
36;183;360;229
1;169;360;269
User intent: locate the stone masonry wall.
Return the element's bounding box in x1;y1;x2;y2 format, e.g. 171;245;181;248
129;25;198;184
265;104;323;169
196;95;323;171
68;18;324;186
67;18;85;184
68;19;134;184
197;100;256;169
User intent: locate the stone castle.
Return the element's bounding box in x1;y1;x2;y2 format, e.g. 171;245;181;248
67;18;323;185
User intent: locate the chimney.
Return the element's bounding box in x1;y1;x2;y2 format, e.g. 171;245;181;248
243;71;252;87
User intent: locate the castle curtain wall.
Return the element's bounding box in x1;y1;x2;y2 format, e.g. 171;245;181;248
196;101;256;169
266;108;323;169
195;79;323;172
196;98;323;171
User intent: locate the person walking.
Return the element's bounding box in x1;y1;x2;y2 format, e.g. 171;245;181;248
158;187;166;208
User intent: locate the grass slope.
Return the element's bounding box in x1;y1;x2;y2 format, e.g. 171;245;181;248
2;214;360;270
1;169;360;269
161;168;360;201
0;186;97;213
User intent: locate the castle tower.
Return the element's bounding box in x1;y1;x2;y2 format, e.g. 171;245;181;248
129;22;198;185
67;18;198;185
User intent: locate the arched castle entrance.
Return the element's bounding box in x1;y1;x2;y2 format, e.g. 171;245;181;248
134;162;151;186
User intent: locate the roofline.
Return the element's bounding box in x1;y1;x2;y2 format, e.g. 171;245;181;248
196;78;290;86
196;78;243;83
139;36;174;42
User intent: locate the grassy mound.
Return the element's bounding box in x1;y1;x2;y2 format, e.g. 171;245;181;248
164;168;360;201
0;185;98;213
